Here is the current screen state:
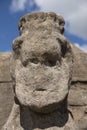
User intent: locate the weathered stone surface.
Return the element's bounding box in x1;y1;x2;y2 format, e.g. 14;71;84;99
78;116;87;130
68;83;87;129
18;12;65;35
2;12;77;130
0;52;12;81
2;103;78;130
0;83;13;129
0;53;14;130
0;12;87;130
68;83;87;106
68;44;87;130
71;44;87;81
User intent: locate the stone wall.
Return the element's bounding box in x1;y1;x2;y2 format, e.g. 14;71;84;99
68;44;87;130
0;53;14;129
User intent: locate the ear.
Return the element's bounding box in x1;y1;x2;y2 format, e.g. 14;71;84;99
12;37;23;59
57;35;73;62
10;37;23;80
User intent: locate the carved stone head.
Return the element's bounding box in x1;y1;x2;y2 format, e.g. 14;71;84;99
11;12;73;113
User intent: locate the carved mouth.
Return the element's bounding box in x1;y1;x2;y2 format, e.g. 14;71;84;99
35;88;46;91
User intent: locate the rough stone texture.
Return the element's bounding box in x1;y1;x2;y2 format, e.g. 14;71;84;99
0;51;87;130
0;53;12;82
68;44;87;130
71;43;87;81
0;12;87;130
0;53;14;130
68;84;87;130
2;12;78;130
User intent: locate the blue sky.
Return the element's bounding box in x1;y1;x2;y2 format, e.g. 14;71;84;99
0;0;87;52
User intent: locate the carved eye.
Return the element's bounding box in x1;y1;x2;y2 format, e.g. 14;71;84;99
22;58;39;67
44;60;57;67
12;38;23;60
56;37;68;58
30;58;39;64
12;38;23;59
42;52;61;67
12;39;23;51
61;43;67;57
56;37;72;62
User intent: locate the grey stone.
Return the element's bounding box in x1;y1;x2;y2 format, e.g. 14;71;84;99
0;52;12;82
68;83;87;106
71;44;87;81
1;12;87;130
78;117;87;130
0;52;14;130
68;45;87;130
0;83;13;129
2;12;77;130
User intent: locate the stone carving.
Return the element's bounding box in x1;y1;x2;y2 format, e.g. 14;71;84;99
2;12;78;130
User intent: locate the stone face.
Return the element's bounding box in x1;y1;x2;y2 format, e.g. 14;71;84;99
11;12;73;114
0;12;87;130
14;35;72;113
2;12;77;130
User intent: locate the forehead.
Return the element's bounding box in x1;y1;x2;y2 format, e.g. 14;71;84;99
19;12;65;35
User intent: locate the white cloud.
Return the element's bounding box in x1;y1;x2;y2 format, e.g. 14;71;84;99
35;0;87;40
10;0;87;41
75;43;87;53
10;0;27;12
10;0;39;13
